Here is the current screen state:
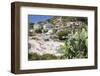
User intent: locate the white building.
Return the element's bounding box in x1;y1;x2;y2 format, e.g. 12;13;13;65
43;23;54;30
33;23;43;29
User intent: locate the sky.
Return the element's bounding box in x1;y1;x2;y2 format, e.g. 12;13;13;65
28;15;53;23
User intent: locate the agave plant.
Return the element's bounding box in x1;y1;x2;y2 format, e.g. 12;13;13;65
58;23;88;59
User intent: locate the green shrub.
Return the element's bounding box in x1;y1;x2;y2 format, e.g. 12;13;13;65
53;29;57;33
41;54;58;60
42;29;48;33
57;29;68;40
35;29;42;33
28;53;41;60
63;34;87;58
28;31;36;36
28;53;58;60
57;25;88;59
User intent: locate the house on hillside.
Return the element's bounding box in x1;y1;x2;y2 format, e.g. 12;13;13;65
33;23;43;29
66;21;83;29
43;23;54;30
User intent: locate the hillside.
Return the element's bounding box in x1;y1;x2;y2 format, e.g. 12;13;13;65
28;16;88;60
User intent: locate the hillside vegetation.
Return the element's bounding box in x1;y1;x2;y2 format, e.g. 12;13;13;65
28;16;88;60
